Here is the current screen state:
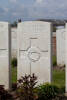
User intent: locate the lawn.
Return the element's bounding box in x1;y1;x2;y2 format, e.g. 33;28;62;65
12;66;17;83
11;56;65;91
12;66;65;89
52;55;65;88
52;70;65;88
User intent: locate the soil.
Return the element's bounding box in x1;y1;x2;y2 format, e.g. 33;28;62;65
53;65;65;71
10;91;67;100
53;96;67;100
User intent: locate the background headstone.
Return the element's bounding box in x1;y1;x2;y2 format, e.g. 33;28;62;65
17;21;52;84
11;27;17;58
56;27;65;66
0;22;11;89
65;24;67;92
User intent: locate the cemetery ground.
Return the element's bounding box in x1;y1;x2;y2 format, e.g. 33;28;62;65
10;56;67;100
12;65;65;89
12;56;65;89
0;56;66;100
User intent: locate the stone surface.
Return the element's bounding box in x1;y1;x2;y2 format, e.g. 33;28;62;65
0;22;11;89
11;27;55;58
17;21;52;84
65;24;67;93
56;28;65;66
11;27;17;58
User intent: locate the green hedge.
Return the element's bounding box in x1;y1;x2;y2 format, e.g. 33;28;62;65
37;83;60;100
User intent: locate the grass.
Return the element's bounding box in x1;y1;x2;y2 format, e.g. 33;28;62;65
12;66;17;83
52;55;65;88
52;70;65;88
11;56;65;91
12;66;65;88
53;56;57;66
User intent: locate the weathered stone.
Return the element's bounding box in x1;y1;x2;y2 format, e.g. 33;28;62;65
0;22;11;89
56;27;65;66
17;21;52;84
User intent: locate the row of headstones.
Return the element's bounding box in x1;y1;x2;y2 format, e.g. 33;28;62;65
56;26;67;92
11;26;65;65
56;27;65;66
0;21;67;92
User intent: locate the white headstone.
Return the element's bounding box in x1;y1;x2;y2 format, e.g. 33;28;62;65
17;21;52;84
0;22;11;89
65;24;67;92
11;27;17;58
56;28;65;66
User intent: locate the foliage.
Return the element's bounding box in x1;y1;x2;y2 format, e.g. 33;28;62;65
11;65;65;93
11;21;17;27
12;66;17;83
37;83;60;100
18;19;22;23
0;85;13;100
53;56;57;66
17;74;38;100
11;57;17;67
12;83;17;91
53;26;56;32
53;70;65;88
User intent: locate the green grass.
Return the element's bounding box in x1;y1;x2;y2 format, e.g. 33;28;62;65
12;66;65;89
52;56;65;88
52;70;65;88
12;66;17;83
11;55;65;91
53;56;57;66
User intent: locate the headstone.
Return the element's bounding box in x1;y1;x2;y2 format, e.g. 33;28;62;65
56;28;65;66
11;27;17;58
17;21;52;84
65;24;67;92
0;22;11;89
